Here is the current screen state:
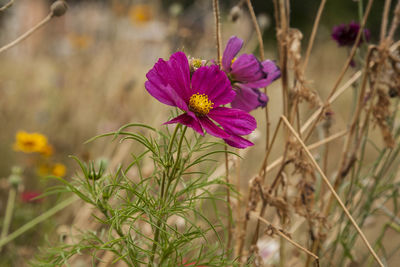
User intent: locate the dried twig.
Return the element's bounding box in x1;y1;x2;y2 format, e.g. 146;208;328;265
0;0;15;12
0;14;53;54
213;0;222;65
302;0;327;71
278;0;289;117
245;0;264;60
387;0;400;40
250;212;320;266
264;129;348;174
245;0;272;154
0;1;68;54
281;115;384;267
380;0;393;41
301;70;362;139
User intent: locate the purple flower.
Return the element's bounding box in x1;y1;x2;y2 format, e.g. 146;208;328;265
331;21;370;47
222;36;281;112
145;51;257;149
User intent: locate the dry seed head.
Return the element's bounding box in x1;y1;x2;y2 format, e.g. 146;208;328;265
51;0;68;17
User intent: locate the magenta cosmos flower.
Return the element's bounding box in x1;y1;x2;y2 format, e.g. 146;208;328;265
222;36;281;112
331;21;370;47
145;51;257;148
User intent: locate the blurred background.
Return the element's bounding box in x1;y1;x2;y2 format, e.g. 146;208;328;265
0;0;398;265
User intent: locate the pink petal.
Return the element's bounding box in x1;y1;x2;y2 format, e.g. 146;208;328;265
145;78;188;111
208;107;257;136
222;36;243;72
145;52;191;111
164;113;204;135
224;134;254;149
244;60;281;88
230;84;268;112
168;52;192;101
198;117;230;139
261;60;281;85
231;54;266;83
191;65;235;107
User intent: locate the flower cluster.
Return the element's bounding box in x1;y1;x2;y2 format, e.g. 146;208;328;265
13;131;66;177
145;36;280;148
331;21;370;47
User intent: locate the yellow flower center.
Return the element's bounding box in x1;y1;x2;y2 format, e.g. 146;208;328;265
191;58;203;69
189;93;214;116
231;57;237;64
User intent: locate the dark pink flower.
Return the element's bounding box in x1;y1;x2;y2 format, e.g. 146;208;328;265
331;21;370;47
21;191;43;203
145;51;257;148
222;36;280;112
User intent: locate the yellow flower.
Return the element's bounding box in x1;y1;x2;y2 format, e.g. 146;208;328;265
129;4;152;24
52;163;66;177
13;131;48;153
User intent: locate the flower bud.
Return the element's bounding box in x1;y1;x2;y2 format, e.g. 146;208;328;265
9;166;23;188
51;0;68;17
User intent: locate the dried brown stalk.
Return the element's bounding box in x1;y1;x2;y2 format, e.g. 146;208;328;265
380;0;393;41
237;116;284;263
336;47;374;180
302;0;327;72
277;0;289;117
254;69;358;265
0;1;67;54
0;0;14;11
0;14;52;54
281;115;384;267
259;118;283;178
245;0;272;154
250;212;320;266
264;129;347;174
387;0;400;40
308;47;375;261
300;71;362;133
213;0;222;65
240;69;357;262
245;0;265;60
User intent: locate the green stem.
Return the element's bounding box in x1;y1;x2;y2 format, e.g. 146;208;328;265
160;124;182;200
0;187;17;252
358;0;364;24
168;124;181;154
0;196;77;249
149;125;187;266
166;126;188;202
